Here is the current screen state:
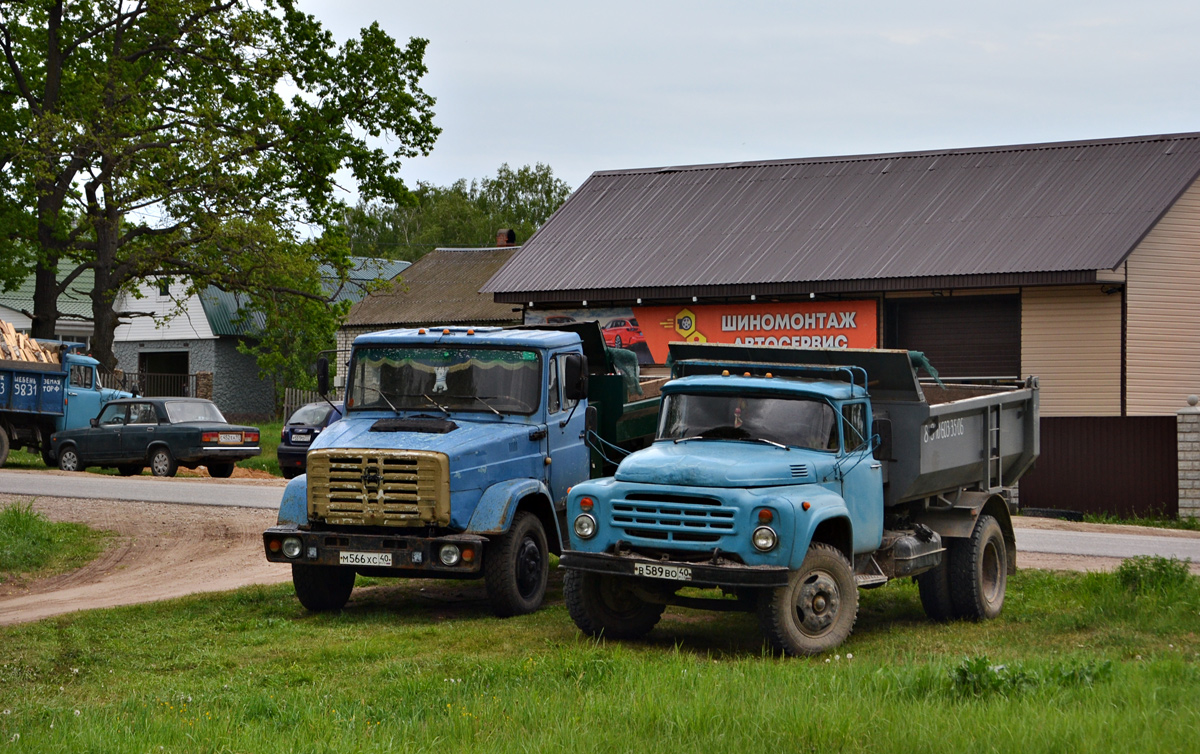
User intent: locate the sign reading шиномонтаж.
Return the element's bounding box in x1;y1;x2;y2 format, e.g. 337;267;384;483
634;300;877;363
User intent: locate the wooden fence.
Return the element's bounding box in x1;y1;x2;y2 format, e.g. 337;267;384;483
283;386;342;420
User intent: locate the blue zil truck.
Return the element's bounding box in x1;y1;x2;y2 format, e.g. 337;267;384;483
1;345;130;467
262;325;661;617
561;343;1039;656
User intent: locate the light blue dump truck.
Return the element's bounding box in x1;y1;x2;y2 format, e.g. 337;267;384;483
263;325;660;617
0;344;130;467
561;343;1040;656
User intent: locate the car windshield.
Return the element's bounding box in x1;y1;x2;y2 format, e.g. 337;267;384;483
658;392;840;451
164;401;227;424
349;346;541;415
289;403;335;425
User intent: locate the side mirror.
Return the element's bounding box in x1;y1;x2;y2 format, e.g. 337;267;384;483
563;353;588;402
316;357;329;396
585;405;598;433
872;418;892;462
90;418;98;428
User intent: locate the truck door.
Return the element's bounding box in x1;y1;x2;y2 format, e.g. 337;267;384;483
839;401;884;553
62;360;104;432
546;354;589;507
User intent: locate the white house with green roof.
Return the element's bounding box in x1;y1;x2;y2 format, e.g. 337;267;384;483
0;269;97;347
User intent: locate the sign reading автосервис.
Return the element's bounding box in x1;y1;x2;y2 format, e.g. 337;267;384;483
634;300;877;363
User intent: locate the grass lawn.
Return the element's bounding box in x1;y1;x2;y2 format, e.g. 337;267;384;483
1;558;1197;752
0;502;112;583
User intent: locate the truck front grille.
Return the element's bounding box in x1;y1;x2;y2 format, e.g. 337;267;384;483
610;493;736;544
307;449;450;527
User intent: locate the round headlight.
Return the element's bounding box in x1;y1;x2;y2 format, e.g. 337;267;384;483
573;513;597;539
282;537;303;559
752;526;778;552
439;543;461;566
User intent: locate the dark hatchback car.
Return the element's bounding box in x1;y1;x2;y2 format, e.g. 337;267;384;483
51;398;261;478
277;401;342;479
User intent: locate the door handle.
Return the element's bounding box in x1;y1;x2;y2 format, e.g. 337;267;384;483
68;391;78;396
870;463;882;470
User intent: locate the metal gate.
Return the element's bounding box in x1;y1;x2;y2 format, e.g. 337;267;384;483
1018;416;1177;518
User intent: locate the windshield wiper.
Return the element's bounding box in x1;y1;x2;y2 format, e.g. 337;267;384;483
422;393;450;416
360;386;401;415
673;436;712;444
471;395;502;417
745;437;790;450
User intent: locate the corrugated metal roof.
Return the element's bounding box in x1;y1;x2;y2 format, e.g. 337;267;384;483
484;132;1200;302
347;247;524;327
0;268;96;320
321;256;411;305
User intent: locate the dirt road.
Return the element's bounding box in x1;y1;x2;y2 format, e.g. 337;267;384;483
2;493;1197;627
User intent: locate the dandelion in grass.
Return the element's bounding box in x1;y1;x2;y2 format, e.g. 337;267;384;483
71;668;79;675
74;710;80;716
3;709;9;715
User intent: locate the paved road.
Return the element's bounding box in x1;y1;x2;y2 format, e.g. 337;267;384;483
0;469;283;509
1013;526;1200;562
3;469;1198;562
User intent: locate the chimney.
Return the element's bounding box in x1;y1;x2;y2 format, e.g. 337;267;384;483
496;228;516;247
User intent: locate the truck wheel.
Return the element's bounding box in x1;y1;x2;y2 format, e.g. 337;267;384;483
208;462;235;478
758;543;858;656
948;514;1007;621
149;447;178;477
292;563;355;612
484;510;548;617
57;446;81;472
117;464;143;477
0;430;9;468
916;559;956;622
563;569;665;639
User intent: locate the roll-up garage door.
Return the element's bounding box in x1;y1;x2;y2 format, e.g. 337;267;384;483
884;295;1020;378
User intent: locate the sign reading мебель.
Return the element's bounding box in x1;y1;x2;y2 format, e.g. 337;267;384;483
634;301;878;363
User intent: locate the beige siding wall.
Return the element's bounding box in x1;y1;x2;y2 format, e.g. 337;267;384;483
1127;178;1200;415
1021;285;1122;417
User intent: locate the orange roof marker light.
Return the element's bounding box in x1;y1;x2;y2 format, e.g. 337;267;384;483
743;372;751;377
722;370;730;376
467;329;475;335
443;328;451;335
418;328;426;335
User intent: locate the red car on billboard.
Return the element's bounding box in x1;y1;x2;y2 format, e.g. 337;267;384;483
600;317;646;348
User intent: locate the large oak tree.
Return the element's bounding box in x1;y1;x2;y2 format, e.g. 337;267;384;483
0;0;439;368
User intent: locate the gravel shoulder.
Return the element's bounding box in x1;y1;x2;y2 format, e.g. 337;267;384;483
2;493;1197;627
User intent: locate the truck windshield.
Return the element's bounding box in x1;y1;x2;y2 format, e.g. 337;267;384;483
349;346;542;415
658;392;840;452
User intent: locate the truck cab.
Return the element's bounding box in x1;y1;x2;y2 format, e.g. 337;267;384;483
263;326;592;617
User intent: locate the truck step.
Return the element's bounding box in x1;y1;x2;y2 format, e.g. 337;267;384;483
855;574;889;588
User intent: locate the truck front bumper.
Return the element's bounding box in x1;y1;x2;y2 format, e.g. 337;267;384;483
263;525;485;575
560;550;790;588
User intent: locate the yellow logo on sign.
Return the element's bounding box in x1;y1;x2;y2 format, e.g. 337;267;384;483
660;308;707;343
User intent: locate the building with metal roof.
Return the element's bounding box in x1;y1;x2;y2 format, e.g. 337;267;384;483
0;269;97;347
483;131;1200;518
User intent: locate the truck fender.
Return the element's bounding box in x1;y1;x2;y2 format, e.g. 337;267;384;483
787;489;853;570
914;492;1016;574
276;476;310;526
466;478;561;545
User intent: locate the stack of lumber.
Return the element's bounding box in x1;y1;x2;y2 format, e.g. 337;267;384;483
0;319;60;364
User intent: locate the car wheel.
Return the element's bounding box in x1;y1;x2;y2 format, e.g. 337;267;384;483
614;335;622;348
208;462;236;478
57;445;81;472
149;447;178;477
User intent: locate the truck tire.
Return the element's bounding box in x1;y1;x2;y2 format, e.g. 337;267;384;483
563;569;665;639
758;542;858;656
149;447;178;477
916;559;956;622
948;514;1007;621
208;462;235;478
292;563;355;612
0;430;9;468
57;445;81;472
484;510;549;617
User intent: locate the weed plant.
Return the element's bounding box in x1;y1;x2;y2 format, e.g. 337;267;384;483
1;559;1198;752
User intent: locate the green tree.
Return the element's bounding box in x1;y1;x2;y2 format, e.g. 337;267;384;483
0;1;439;368
342;162;571;260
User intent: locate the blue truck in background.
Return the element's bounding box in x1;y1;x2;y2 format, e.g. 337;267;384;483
561;343;1039;656
262;324;661;617
0;344;131;467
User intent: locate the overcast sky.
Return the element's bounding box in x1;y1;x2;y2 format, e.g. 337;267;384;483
297;0;1200;195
